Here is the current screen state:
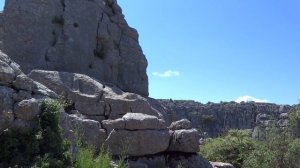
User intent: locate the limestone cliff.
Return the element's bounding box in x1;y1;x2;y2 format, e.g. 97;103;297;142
1;0;148;96
158;99;294;137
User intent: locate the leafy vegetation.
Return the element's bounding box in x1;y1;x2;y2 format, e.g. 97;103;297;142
200;130;255;168
0;99;72;167
0;99;126;168
200;107;300;168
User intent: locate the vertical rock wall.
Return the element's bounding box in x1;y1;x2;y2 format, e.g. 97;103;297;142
1;0;148;96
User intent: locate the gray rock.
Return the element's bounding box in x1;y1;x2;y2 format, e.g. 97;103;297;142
13;90;32;102
128;155;166;168
102;118;125;133
10;119;34;134
13;75;35;91
211;162;235;168
14;98;40;121
104;129;170;156
168;129;200;153
0;59;15;84
2;0;148;96
0;86;15;132
158;99;293;138
68;114;107;148
168;119;192;130
168;154;212;168
279;112;289;119
0;51;22;75
122;113;163;130
28;70;161;119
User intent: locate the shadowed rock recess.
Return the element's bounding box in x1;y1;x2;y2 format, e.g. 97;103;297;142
0;0;212;167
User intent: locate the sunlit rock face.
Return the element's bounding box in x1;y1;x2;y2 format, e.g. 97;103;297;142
1;0;148;96
158;99;293;137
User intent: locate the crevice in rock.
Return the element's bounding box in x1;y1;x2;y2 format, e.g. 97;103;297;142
117;30;123;57
60;0;66;12
94;13;105;59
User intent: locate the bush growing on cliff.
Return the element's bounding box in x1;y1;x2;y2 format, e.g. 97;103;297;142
0;99;71;167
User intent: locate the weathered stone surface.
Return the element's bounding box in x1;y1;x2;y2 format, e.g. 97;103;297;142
14;98;40;121
13;90;32;102
168;129;200;153
168;119;192;130
0;86;15;132
168;154;212;168
128;155;166;168
104;129;170;156
28;70;161;119
159;99;293;137
10;119;34;134
211;162;235;168
102;118;125;133
0;50;22;75
0;59;15;84
2;0;148;96
68;114;107;148
122;113;163;130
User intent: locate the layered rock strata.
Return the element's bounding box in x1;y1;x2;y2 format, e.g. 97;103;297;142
158;99;294;138
0;49;211;167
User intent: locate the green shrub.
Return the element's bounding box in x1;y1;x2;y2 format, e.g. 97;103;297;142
74;147;128;168
75;147;112;168
284;138;300;168
200;130;255;168
0;128;40;167
0;99;71;167
243;144;276;168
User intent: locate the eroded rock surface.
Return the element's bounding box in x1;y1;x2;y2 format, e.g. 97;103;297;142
28;70;163;121
2;0;148;96
0;50;57;133
104;129;170;156
159;99;293;137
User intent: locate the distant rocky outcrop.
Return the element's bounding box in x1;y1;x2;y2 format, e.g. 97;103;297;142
1;0;148;96
158;99;294;137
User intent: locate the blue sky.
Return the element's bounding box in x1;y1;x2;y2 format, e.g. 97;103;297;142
1;1;300;104
118;0;300;105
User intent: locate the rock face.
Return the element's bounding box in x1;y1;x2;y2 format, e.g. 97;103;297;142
0;0;213;167
1;0;148;96
0;50;57;133
28;70;163;121
158;100;293;137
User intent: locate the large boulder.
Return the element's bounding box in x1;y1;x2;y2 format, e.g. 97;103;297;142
14;98;40;121
168;129;200;153
61;113;107;148
104;129;170;156
122;113;165;130
2;0;148;96
168;119;192;130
